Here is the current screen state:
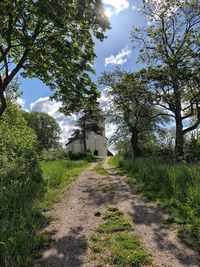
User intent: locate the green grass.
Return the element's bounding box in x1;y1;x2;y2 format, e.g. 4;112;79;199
40;160;89;210
89;206;151;267
110;156;200;250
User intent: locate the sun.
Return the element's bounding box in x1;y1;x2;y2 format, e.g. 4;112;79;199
104;8;113;18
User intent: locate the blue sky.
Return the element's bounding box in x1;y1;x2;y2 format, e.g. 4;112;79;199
18;0;146;144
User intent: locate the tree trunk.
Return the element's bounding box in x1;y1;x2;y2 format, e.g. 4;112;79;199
175;114;184;160
0;89;7;118
172;73;184;161
83;115;87;153
131;130;140;158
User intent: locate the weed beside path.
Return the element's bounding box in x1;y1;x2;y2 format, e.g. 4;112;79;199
40;160;89;210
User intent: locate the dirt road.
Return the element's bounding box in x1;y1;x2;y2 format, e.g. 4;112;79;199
34;158;200;267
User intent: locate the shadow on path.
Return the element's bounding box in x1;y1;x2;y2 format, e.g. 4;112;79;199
34;227;87;267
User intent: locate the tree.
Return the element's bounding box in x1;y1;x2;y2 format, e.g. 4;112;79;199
69;92;104;152
0;0;110;117
23;111;61;151
132;0;200;159
100;69;163;157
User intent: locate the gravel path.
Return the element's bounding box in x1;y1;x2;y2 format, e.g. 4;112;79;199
34;158;200;267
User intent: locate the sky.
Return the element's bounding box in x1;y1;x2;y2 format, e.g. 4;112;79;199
18;0;146;146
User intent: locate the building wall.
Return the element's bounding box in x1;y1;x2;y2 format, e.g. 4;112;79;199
66;132;107;157
86;131;107;157
66;139;84;154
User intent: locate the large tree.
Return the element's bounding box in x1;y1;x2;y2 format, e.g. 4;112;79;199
0;0;110;117
132;0;200;159
100;69;163;157
23;111;61;151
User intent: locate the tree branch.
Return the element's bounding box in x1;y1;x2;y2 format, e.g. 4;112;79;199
3;21;42;89
183;104;200;134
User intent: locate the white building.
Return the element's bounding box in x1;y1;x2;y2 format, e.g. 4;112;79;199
66;118;107;157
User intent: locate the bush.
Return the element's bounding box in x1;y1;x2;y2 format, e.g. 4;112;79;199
0;104;44;267
67;150;94;162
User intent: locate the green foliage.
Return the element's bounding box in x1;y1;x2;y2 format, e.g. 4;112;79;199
0;104;44;267
111;156;200;250
89;206;151;266
0;0;110;116
23;111;61;151
41;160;89;209
40;149;69;161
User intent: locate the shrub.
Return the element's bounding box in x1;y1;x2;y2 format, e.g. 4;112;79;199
67;150;94;162
0;104;44;267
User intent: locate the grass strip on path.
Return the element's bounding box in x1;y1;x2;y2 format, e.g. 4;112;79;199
94;159;112;178
88;205;151;267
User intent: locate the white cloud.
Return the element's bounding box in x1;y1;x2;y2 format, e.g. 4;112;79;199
106;123;117;139
98;90;111;111
103;0;129;14
15;97;25;109
98;89;117;140
105;47;131;66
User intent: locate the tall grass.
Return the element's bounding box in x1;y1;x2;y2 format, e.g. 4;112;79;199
40;160;89;209
110;156;200;250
